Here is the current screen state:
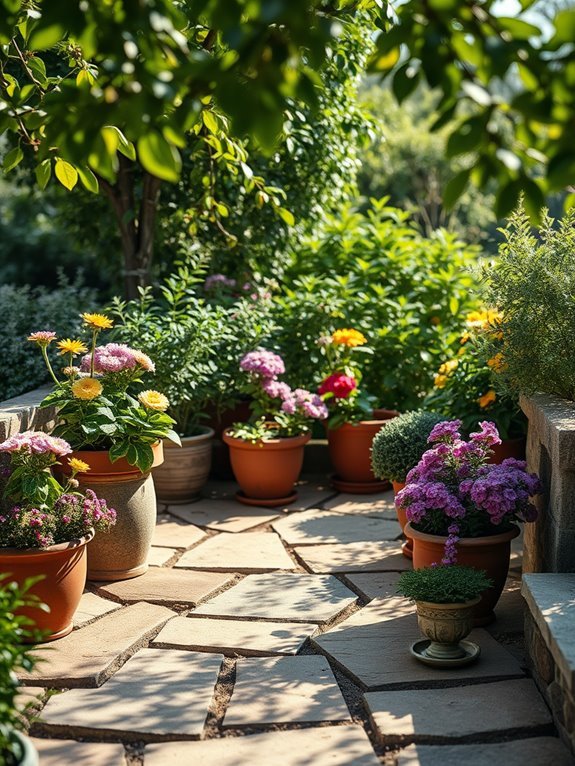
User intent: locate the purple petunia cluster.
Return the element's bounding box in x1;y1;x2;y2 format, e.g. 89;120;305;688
396;420;541;563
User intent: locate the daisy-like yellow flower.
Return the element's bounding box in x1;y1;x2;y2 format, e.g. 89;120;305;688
331;328;367;347
71;377;103;400
57;338;88;356
68;457;91;474
487;353;507;373
81;312;114;330
438;359;458;376
138;390;169;411
478;389;497;408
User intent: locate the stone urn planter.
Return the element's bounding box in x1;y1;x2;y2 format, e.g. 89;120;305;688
411;597;480;666
152;427;214;503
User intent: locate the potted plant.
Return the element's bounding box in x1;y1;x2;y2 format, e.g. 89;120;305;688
0;431;116;639
28;314;178;580
397;419;541;625
371;410;445;557
424;308;527;462
318;328;398;493
397;565;493;667
0;577;42;765
223;348;328;506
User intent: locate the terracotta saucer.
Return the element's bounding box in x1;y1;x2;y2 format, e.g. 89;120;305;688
235;491;298;508
330;475;391;494
410;638;481;668
401;539;413;559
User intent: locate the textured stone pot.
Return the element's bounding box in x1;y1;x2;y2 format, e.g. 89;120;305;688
152;427;215;503
0;531;93;641
415;597;480;661
406;522;520;626
6;730;39;766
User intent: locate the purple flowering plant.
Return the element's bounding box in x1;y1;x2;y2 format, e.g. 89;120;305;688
396;420;541;564
229;348;329;441
0;431;116;549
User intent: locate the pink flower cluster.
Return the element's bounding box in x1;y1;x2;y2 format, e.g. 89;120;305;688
205;274;237;290
281;388;328;420
240;349;285;379
0;431;71;457
80;343;154;374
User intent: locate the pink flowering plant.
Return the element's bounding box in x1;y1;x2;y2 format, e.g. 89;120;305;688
0;431;116;549
29;314;180;474
396;420;541;565
229;349;328;442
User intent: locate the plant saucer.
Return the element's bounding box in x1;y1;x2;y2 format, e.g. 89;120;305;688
330;475;391;494
410;638;481;668
235;490;298;508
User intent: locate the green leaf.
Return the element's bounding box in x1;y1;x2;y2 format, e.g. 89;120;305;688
137;132;181;182
202;110;218;134
495;179;523;220
552;10;575;44
29;23;65;50
497;16;540;39
54;159;78;190
522;178;545;223
27;56;48;86
3;146;23;173
277;207;295;226
443;169;470;211
77;165;99;193
547;152;575;190
392;63;420;104
35;158;51;189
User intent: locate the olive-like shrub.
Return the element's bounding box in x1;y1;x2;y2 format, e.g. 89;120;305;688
371;410;444;483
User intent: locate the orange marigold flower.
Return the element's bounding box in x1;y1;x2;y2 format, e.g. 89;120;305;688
487;353;507;373
72;377;103;400
331;328;367;347
478;389;497;408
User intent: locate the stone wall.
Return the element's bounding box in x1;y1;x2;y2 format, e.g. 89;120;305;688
0;386;54;442
521;394;575;572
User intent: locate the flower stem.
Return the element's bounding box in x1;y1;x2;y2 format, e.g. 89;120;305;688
42;346;60;386
90;329;98;377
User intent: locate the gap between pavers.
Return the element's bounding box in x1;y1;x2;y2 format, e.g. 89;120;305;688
152;616;318;656
21;602;175;688
143;724;381;766
147;546;180;567
272;509;402;546
223;655;352;726
342;572;403;600
174;531;297;573
364;678;553;744
30;738;126;766
73;591;122;628
395;737;574;766
37;649;223;740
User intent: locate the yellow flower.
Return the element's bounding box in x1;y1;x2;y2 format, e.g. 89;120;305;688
438;359;458;375
71;377;103;400
138;389;169;411
68;457;91;473
434;374;448;389
487;353;507;373
331;328;367;347
81;312;114;330
57;338;88;356
466;309;503;332
460;332;470;345
478;389;497;408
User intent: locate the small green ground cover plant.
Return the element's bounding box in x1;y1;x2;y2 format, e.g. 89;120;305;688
397;565;492;604
371;410;445;483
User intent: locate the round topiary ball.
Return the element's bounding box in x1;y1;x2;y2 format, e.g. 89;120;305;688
371;410;445;483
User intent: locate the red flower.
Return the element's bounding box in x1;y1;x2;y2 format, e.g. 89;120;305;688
318;373;357;399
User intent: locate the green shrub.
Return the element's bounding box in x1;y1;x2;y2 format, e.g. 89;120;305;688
397;565;493;604
271;201;481;410
483;207;575;401
371;410;445;483
0;277;97;403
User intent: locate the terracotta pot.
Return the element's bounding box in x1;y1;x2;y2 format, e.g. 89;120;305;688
489;437;526;464
406;521;520;626
392;480;412;559
152;428;214;503
222;429;310;506
65;446;164;582
327;409;399;488
415;598;480;662
0;531;94;641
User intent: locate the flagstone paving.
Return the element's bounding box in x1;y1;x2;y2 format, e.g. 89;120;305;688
23;484;574;765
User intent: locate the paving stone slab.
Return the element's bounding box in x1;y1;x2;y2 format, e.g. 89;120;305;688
486;578;525;637
193;573;357;623
31;738;126;765
144;724;380;765
365;678;552;742
21;603;174;688
167;501;283;532
39;649;222;738
322;491;397;518
224;655;351;725
147;546;179;567
396;738;574;766
174;532;296;572
203;479;336;511
313;599;524;689
95;567;236;606
73;591;121;627
152;616;317;655
344;572;403;600
152;514;207;548
272;509;401;545
295;541;411;573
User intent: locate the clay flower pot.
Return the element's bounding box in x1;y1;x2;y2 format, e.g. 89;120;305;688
327;408;399;493
392;480;412;559
223;429;311;506
405;521;520;626
413;597;480;664
152;427;214;503
66;443;164;581
489;437;526;464
0;531;94;641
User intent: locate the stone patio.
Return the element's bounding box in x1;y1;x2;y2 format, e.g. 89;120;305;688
22;480;574;765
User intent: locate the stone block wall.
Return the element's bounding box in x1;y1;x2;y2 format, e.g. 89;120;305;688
521;394;575;572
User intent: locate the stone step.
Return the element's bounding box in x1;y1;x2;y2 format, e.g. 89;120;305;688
395;737;574;766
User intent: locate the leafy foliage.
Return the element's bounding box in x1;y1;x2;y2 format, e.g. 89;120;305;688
371;410;445;483
483;207;575;401
397;565;492;604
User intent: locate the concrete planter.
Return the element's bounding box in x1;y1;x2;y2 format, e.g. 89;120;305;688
152;428;214;503
415;597;480;662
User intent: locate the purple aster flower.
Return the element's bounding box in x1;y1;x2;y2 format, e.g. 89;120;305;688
427;420;462;444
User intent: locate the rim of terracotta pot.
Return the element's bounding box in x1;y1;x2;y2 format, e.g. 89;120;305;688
328;408;400;431
165;426;215;448
415;596;482;611
0;528;95;557
65;440;164;477
222;428;311;450
404;521;520;546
